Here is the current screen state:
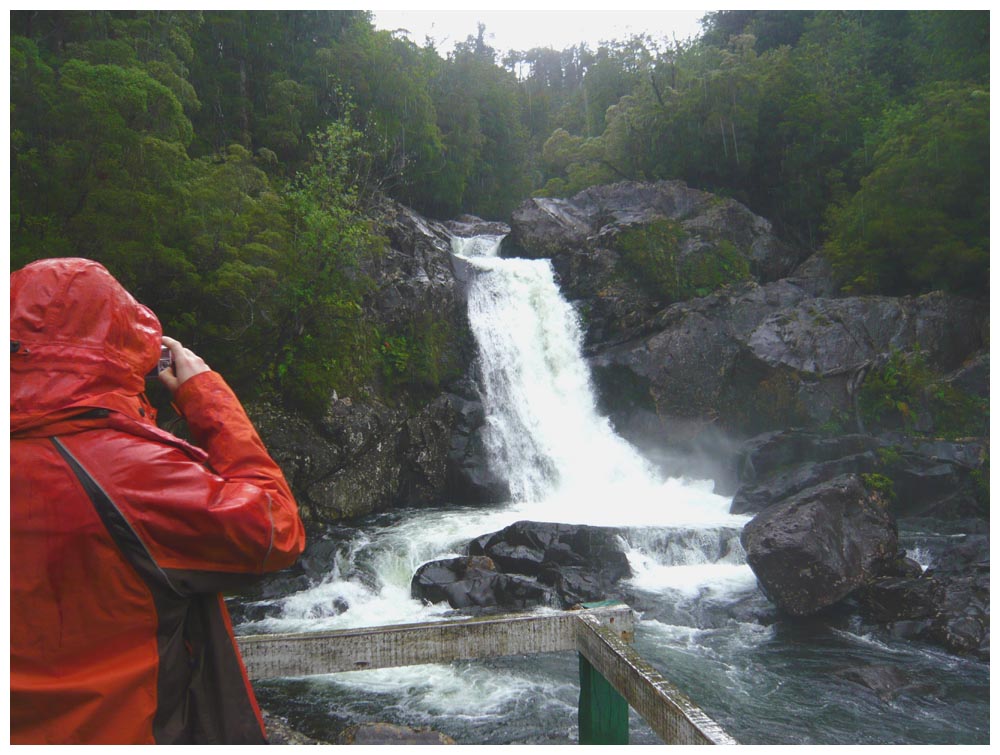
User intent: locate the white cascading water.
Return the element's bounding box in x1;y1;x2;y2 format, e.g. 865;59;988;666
244;233;753;632
459;235;747;530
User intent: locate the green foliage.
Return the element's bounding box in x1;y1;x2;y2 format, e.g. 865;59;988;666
822;83;988;297
875;445;903;469
614;220;750;303
861;472;897;502
269;119;383;413
375;315;465;401
858;349;987;438
10;9;992;416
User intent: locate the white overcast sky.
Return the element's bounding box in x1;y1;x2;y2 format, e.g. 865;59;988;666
370;8;710;55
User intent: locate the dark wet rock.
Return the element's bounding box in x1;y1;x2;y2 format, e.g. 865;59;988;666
469;521;632;583
785;253;839;297
443;390;509;504
926;566;990;658
741;474;898;616
859;563;990;660
731;452;879;515
927;533;990;575
411;555;556;610
337;722;456;745
445;213;511;238
589;283;987;453
731;430;988;522
503;180;803;292
503;181;805;351
882;449;987;522
413;522;632;611
396;395;460;506
943;348;989;399
365;201;462;333
263;710;327;745
736;430;880;483
833;664;935;702
746;292;985;380
860;575;944;623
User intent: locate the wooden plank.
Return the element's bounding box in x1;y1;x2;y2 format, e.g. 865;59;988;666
237;604;635;681
578;652;629;744
575;615;738;745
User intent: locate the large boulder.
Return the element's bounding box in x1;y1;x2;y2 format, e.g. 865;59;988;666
740;474;898;616
502;180;806;346
411;555;555;610
412;521;633;611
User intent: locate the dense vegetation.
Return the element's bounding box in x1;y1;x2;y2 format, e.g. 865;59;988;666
10;10;989;413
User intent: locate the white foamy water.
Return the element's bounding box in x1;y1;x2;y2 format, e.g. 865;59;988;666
457;235;746;530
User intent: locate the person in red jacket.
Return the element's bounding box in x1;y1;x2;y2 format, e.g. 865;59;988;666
10;257;307;744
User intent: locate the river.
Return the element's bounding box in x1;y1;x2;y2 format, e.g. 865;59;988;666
234;236;989;745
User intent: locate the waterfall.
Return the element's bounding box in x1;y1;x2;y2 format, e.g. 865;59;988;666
454;235;744;529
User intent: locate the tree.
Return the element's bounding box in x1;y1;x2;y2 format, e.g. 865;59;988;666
269;119;382;412
822;83;989;297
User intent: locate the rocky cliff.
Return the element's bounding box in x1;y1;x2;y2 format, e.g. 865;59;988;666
247;201;505;527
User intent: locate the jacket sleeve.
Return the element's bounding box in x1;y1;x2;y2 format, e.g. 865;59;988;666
163;370;307;575
57;371;308;595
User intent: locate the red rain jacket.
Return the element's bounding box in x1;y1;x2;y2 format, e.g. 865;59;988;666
10;258;307;744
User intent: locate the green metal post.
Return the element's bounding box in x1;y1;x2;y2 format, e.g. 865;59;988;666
578;652;629;745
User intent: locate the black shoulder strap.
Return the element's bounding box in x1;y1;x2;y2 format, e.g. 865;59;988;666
50;437;183;597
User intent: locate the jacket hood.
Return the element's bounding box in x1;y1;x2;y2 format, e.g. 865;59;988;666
11;258;162;432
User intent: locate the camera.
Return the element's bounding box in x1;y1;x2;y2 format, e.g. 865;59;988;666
147;345;173;379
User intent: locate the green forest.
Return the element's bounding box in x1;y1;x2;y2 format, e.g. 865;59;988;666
10;10;989;414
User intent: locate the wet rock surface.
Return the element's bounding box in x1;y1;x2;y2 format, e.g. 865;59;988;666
503;180;805;347
412;521;633;610
740;474;898;616
589;284;987;447
337;722;456;745
731;428;989;658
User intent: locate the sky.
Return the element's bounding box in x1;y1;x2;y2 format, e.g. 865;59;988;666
370;8;709;56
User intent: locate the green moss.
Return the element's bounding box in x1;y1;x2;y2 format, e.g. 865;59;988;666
862;472;897;502
613;219;750;303
375;313;466;404
859;348;987;438
970;451;989;504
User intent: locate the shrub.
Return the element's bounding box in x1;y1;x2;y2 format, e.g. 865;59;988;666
615;219;751;303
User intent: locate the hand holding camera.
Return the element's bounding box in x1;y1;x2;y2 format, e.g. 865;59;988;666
157;336;211;394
